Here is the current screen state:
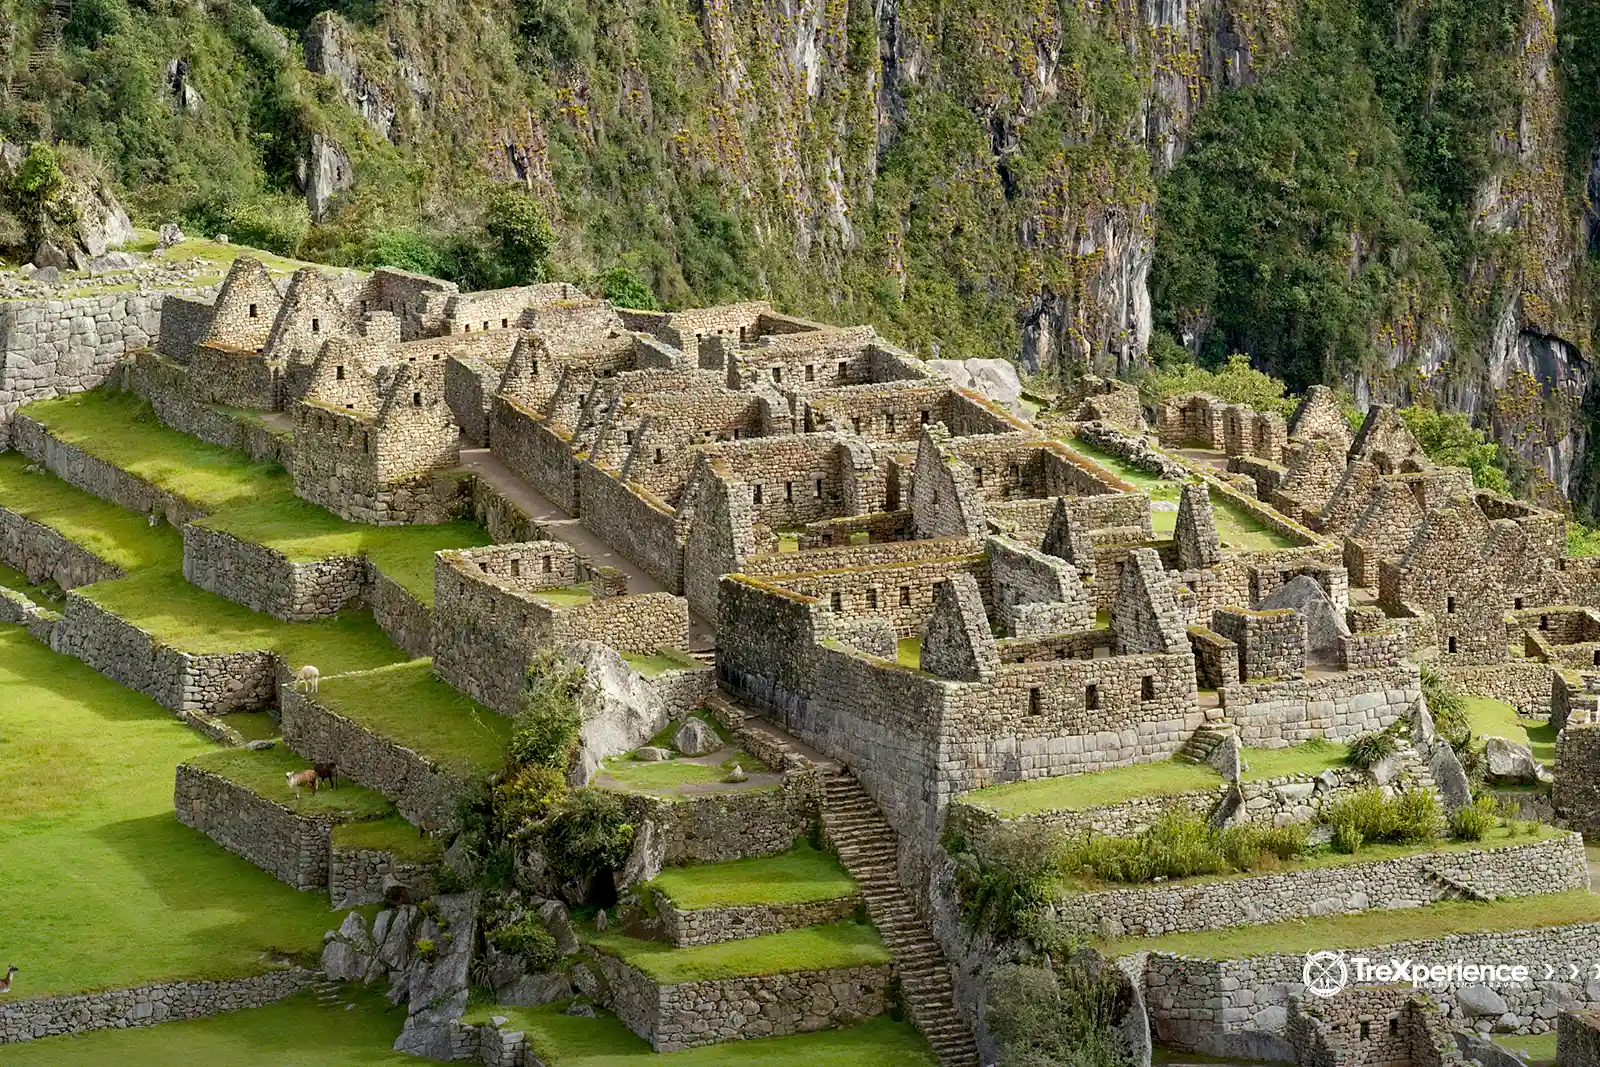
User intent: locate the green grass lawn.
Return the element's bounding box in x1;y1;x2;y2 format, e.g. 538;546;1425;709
196;498;488;603
1064;437;1182;500
1212;497;1300;551
79;570;406;674
0;989;416;1066
1495;1033;1558;1065
460;1005;936;1067
599;752;769;794
1464;697;1557;765
532;584;597;607
586;920;890;983
621;648;703;677
0;627;340;998
0;559;52;600
187;747;394;820
897;636;923;668
21;390;296;512
646;843;856;909
959;759;1221;817
314;659;511;778
222;711;280;742
332;815;444;864
1105;889;1600;958
0;451;184;572
1240;738;1351;781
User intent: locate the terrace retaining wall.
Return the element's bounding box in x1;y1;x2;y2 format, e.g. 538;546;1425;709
1050;832;1589;939
182;522;365;621
280;688;469;830
0;501;123;589
173;762;338;890
50;592;277;714
1224;666;1419;746
652;890;861;947
589;950;890;1051
329;843;438;908
626;772;822;866
364;564;432;658
0;968;312;1044
1137;921;1600;1055
10;412;209;526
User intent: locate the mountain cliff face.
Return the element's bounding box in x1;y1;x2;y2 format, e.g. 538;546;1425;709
3;0;1599;507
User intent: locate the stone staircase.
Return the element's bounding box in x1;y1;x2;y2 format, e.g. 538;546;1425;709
26;0;71;74
1177;721;1235;764
1420;865;1490;902
821;771;980;1067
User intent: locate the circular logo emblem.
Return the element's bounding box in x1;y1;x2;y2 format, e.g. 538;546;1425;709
1303;951;1348;998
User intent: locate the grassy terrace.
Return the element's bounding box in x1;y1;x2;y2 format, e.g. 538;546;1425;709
960;759;1221;817
314;659;511;778
586;920;890;983
0;451;183;571
0;627;338;998
186;747;395;820
621;647;702;677
197;498;488;603
80;570;405;675
1103;888;1600;959
332;815;444;864
646;844;856;909
458;1005;936;1067
2;990;415;1066
23;390;296;511
1240;738;1351;781
1465;696;1558;766
17;390;489;601
599;751;770;793
0;559;51;600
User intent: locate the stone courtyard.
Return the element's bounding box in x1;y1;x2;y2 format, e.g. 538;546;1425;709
1;254;1598;1067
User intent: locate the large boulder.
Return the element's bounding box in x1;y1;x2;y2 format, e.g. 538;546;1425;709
298;132;353;222
1458;984;1510;1018
1259;576;1348;663
926;357;1025;409
567;641;672;785
1484;737;1552;784
673;716;721;756
393;891;480;1058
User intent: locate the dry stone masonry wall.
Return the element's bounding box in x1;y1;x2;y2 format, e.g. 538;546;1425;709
173;762;339;890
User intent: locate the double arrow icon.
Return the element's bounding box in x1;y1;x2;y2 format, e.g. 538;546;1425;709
1537;964;1584;980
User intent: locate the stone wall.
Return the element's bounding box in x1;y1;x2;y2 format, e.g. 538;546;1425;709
280;688;469;829
1555;723;1600;834
445;354;501;447
589;949;890;1051
11;412;209;526
946;787;1223;847
0;289;212;436
0;968;311;1045
652;889;861;947
1223;666;1419;746
577;463;684;592
365;564;432;659
329;845;438;909
1446;661;1558;717
182;522;366;621
491;395;579;513
173;762;337;890
124;352;291;464
1051;832;1589;939
0;502;123;589
1560;1011;1600;1067
627;773;821;865
1212;607;1307;681
51;593;277;715
1138;921;1600;1053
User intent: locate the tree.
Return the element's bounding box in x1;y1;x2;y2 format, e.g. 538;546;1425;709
595;264;658;310
1397;406;1509;493
483;186;554;287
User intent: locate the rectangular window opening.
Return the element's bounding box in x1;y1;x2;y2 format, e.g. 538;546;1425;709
1141;676;1155;701
1028;687;1042;716
899;586;910;607
1085;684;1099;710
830;591;843;611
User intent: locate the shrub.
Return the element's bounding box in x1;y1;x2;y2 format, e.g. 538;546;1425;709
1346;729;1398;770
952;821;1062;938
538;787;635;894
508;651;585;771
1419;662;1469;743
987;961;1131;1067
1059;811;1310;885
1450;796;1497;841
363;227;443;275
482;185;554;286
413;937;437;960
595;264;659;310
492;763;567;835
491;917;558;970
1323;788;1442;852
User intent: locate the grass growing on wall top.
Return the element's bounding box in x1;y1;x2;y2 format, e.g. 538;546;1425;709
960;759;1221;817
313;659;512;778
197;498;490;603
332;815;444;865
0;451;184;572
21;390;296;512
646;843;856;910
0;989;417;1066
186;747;395;820
78;570;407;674
585;920;890;983
0;627;338;998
597;752;769;794
456;1005;937;1066
1102;889;1600;959
619;647;702;677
